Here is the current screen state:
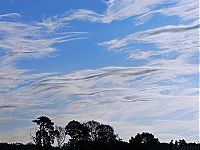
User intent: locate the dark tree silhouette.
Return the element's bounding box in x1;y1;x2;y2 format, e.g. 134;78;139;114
65;120;90;142
32;116;55;148
83;120;100;141
129;132;162;150
129;133;142;145
95;124;116;143
140;132;159;144
129;132;159;148
178;139;187;146
65;120;90;149
2;116;200;150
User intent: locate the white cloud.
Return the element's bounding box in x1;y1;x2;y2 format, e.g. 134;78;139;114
99;22;199;71
160;0;199;21
60;0;164;23
53;0;198;24
0;13;89;141
66;9;103;23
102;0;163;23
0;66;198;142
0;0;199;143
0;13;21;20
100;23;198;49
0;18;87;63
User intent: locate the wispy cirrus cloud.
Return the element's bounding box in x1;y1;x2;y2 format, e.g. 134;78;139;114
0;12;87;90
0;13;21;20
99;22;199;66
60;0;165;23
0;14;87;63
0;66;198;142
0;0;199;144
0;12;88;136
99;22;198;49
47;0;198;25
38;0;199;142
0;105;16;109
159;0;199;21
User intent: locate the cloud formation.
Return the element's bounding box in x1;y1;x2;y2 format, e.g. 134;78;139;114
0;66;198;142
0;14;87;62
0;105;16;109
0;0;199;144
99;23;198;67
51;0;198;24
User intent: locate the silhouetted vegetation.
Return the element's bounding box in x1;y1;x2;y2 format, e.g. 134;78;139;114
32;116;55;149
0;116;199;150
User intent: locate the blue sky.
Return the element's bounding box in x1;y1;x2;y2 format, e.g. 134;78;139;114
0;0;199;143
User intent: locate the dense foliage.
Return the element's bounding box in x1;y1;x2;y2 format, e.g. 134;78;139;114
0;116;199;150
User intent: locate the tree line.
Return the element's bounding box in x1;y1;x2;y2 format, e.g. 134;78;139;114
0;116;199;150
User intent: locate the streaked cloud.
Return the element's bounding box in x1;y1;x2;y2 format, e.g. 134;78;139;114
0;15;87;62
0;105;16;109
0;66;198;142
0;13;21;20
50;0;198;25
99;23;198;50
99;22;199;75
0;0;198;144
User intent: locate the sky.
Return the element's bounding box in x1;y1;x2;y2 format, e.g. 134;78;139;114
0;0;199;143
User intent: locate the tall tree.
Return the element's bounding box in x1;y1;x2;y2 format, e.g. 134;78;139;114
32;116;55;148
95;124;116;143
140;132;159;144
83;120;100;141
178;139;187;146
65;120;90;143
129;132;159;145
129;133;142;145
